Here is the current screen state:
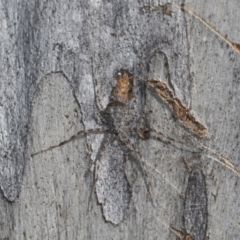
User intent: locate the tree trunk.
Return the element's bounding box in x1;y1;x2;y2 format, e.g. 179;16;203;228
1;0;240;239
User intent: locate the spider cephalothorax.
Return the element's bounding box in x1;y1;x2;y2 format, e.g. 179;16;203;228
100;69;138;135
111;69;133;104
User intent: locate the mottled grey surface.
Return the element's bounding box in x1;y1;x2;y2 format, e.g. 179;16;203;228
185;1;240;239
0;0;28;201
0;0;240;239
184;169;207;240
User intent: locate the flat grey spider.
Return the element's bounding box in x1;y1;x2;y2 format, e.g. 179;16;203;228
89;69;156;225
78;68;203;225
32;68;207;225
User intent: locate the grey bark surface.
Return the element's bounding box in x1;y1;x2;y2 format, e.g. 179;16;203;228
0;0;240;239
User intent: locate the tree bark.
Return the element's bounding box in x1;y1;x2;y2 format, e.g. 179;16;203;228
0;0;240;239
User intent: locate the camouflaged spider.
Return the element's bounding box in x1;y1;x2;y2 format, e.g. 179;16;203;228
85;68;203;225
90;69;156;225
32;67;207;225
32;69;158;225
84;67;239;225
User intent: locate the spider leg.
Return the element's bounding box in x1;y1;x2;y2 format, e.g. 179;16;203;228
118;129;156;207
87;133;112;212
135;128;240;178
31;128;108;157
128;127;203;153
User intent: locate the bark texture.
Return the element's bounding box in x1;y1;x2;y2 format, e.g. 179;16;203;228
0;0;240;239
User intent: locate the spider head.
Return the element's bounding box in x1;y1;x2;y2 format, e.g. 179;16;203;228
111;69;133;104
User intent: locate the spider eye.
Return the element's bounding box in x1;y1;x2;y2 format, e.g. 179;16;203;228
118;72;121;76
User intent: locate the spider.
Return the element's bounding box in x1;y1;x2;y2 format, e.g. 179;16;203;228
86;65;240;225
32;45;240;229
88;68;206;225
90;69;158;225
32;66;205;225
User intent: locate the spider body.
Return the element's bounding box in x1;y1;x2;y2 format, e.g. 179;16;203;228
98;69;139;139
92;69;153;225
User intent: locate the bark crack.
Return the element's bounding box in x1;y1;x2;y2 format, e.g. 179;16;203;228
148;79;240;177
175;3;240;54
170;226;193;240
147;80;208;137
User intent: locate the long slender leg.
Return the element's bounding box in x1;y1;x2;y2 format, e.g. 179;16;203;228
87;133;112;211
147;128;240;177
149;128;204;152
31;128;108;157
118;129;156;207
132;127;240;177
127;127;203;153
